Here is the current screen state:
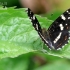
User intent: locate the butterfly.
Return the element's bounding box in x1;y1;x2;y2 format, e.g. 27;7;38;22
26;8;70;50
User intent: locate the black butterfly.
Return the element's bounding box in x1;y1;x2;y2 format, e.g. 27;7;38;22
26;8;70;50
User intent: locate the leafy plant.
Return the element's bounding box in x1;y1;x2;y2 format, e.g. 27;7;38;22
0;7;70;59
0;2;70;70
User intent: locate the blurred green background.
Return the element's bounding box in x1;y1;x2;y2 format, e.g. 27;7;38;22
0;0;70;70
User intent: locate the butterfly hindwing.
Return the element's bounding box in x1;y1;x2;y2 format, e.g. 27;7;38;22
48;8;70;49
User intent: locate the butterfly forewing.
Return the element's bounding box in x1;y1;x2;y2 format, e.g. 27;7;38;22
27;8;42;33
27;8;49;44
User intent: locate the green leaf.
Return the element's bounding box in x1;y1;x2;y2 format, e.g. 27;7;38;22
34;60;70;70
0;7;43;58
0;7;70;59
0;54;29;70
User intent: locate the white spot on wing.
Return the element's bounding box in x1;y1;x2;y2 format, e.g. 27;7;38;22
36;24;38;30
66;24;67;25
30;11;32;15
67;10;70;14
69;37;70;39
33;15;35;20
54;32;62;44
68;17;70;19
39;32;54;49
59;24;64;31
61;15;66;20
30;16;33;19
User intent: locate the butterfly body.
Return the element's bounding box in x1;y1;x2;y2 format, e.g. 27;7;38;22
27;8;70;50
